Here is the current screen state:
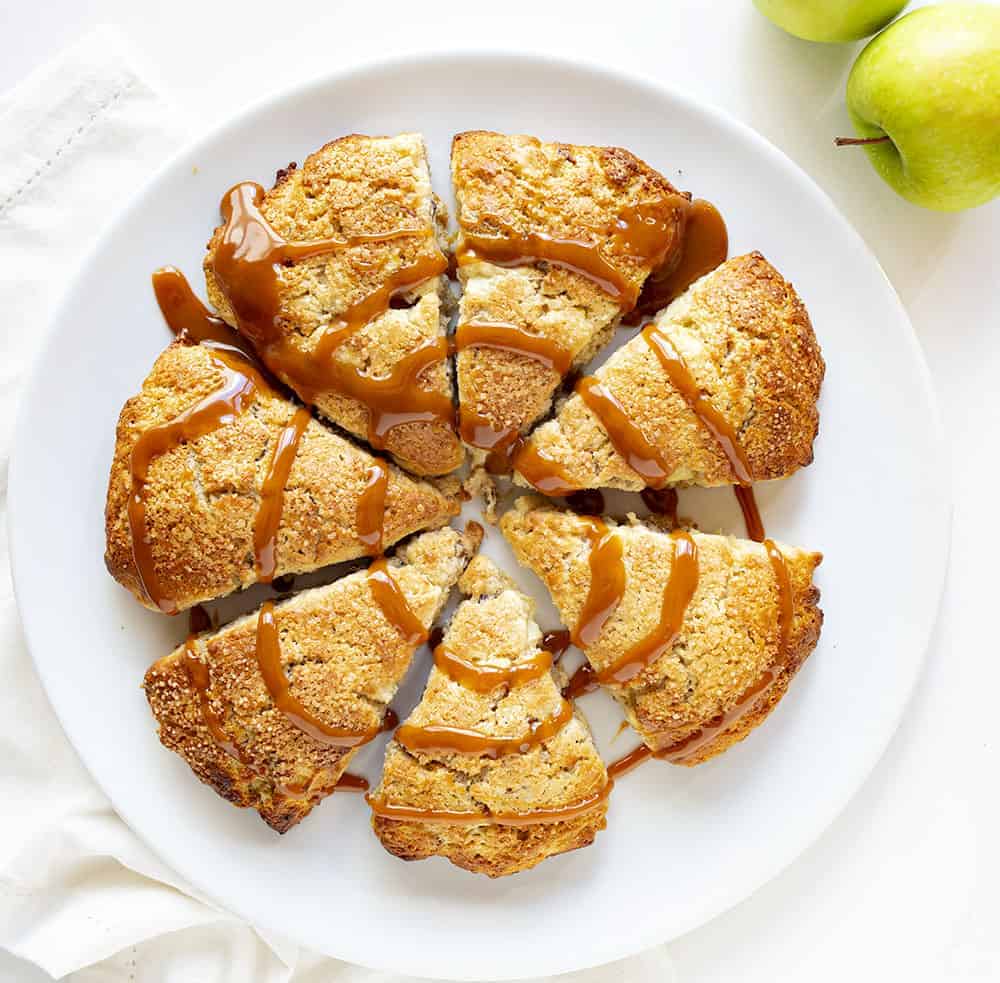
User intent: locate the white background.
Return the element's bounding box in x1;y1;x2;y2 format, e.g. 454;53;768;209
1;0;997;980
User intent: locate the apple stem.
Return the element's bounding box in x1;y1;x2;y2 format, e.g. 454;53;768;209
834;135;891;147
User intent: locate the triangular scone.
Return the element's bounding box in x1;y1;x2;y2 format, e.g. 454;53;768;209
370;555;609;877
203;133;463;476
105;343;460;613
513;252;824;493
451;131;687;465
144;524;482;833
501;499;822;766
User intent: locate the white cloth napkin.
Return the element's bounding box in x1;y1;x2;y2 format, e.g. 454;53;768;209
0;27;676;983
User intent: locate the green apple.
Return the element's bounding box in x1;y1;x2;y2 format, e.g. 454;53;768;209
845;3;1000;211
753;0;909;42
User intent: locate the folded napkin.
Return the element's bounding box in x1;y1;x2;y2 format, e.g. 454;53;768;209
0;27;676;983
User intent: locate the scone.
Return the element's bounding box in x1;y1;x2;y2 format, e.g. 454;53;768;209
203;133;462;476
105;342;460;614
501;498;822;765
451;131;688;469
513;252;824;494
144;524;482;832
369;555;610;877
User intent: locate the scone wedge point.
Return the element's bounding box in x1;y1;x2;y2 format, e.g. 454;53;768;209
501;498;822;765
513;252;824;494
204;132;462;476
143;524;482;833
451;130;689;468
105;342;460;614
370;555;609;876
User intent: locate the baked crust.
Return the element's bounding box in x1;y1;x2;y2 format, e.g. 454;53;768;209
204;133;462;476
143;525;482;833
371;555;609;876
501;498;823;764
452;131;684;461
105;343;460;612
514;252;825;490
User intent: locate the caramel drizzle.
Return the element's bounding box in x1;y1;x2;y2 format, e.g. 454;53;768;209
152;266;254;357
564;489;605;516
512;441;579;496
254;407;310;582
576;376;672;487
454;321;573;375
128;350;264;612
434;643;553;693
181;638;319;797
607;743;652;780
367;778;612;827
395;699;574;759
572;519;627;649
609;538;792;768
210;182;453;446
643;323;753;484
335;773;370;793
456;200;686;309
455;321;575;454
254;600;380;747
367;558;429;646
734;485;766;543
599;531;699;685
630;198;729;321
356;461;389;555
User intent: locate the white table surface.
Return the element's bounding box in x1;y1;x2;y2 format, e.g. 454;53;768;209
2;0;997;980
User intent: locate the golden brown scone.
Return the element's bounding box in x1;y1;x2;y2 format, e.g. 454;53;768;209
204;133;462;476
144;524;482;833
501;498;822;765
513;252;825;492
452;131;686;464
370;555;609;877
106;342;460;613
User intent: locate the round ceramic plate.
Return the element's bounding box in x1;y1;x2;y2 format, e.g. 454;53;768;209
8;52;949;980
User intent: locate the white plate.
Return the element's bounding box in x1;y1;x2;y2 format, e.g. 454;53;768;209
8;52;949;980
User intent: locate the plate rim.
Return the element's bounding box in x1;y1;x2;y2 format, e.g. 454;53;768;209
7;47;952;980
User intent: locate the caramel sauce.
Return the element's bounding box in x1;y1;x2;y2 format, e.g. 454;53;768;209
626;538;793;766
254;601;380;747
642;323;753;484
454;321;573;375
210;182;454;447
607;743;652;780
357;461;389;555
128;349;265;613
562;663;599;700
565;489;605;516
182;636;337;797
395;699;574;758
381;707;400;732
367;779;612;827
631;199;729;320
434;644;553;693
641;487;679;527
151;266;254;358
367;558;429;646
576;376;672;487
456;199;686;309
335;773;370;793
572;519;626;649
600;531;699;685
541;629;572;662
512;440;580;495
254;407;310;582
427;626;445;651
734;485;766;542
